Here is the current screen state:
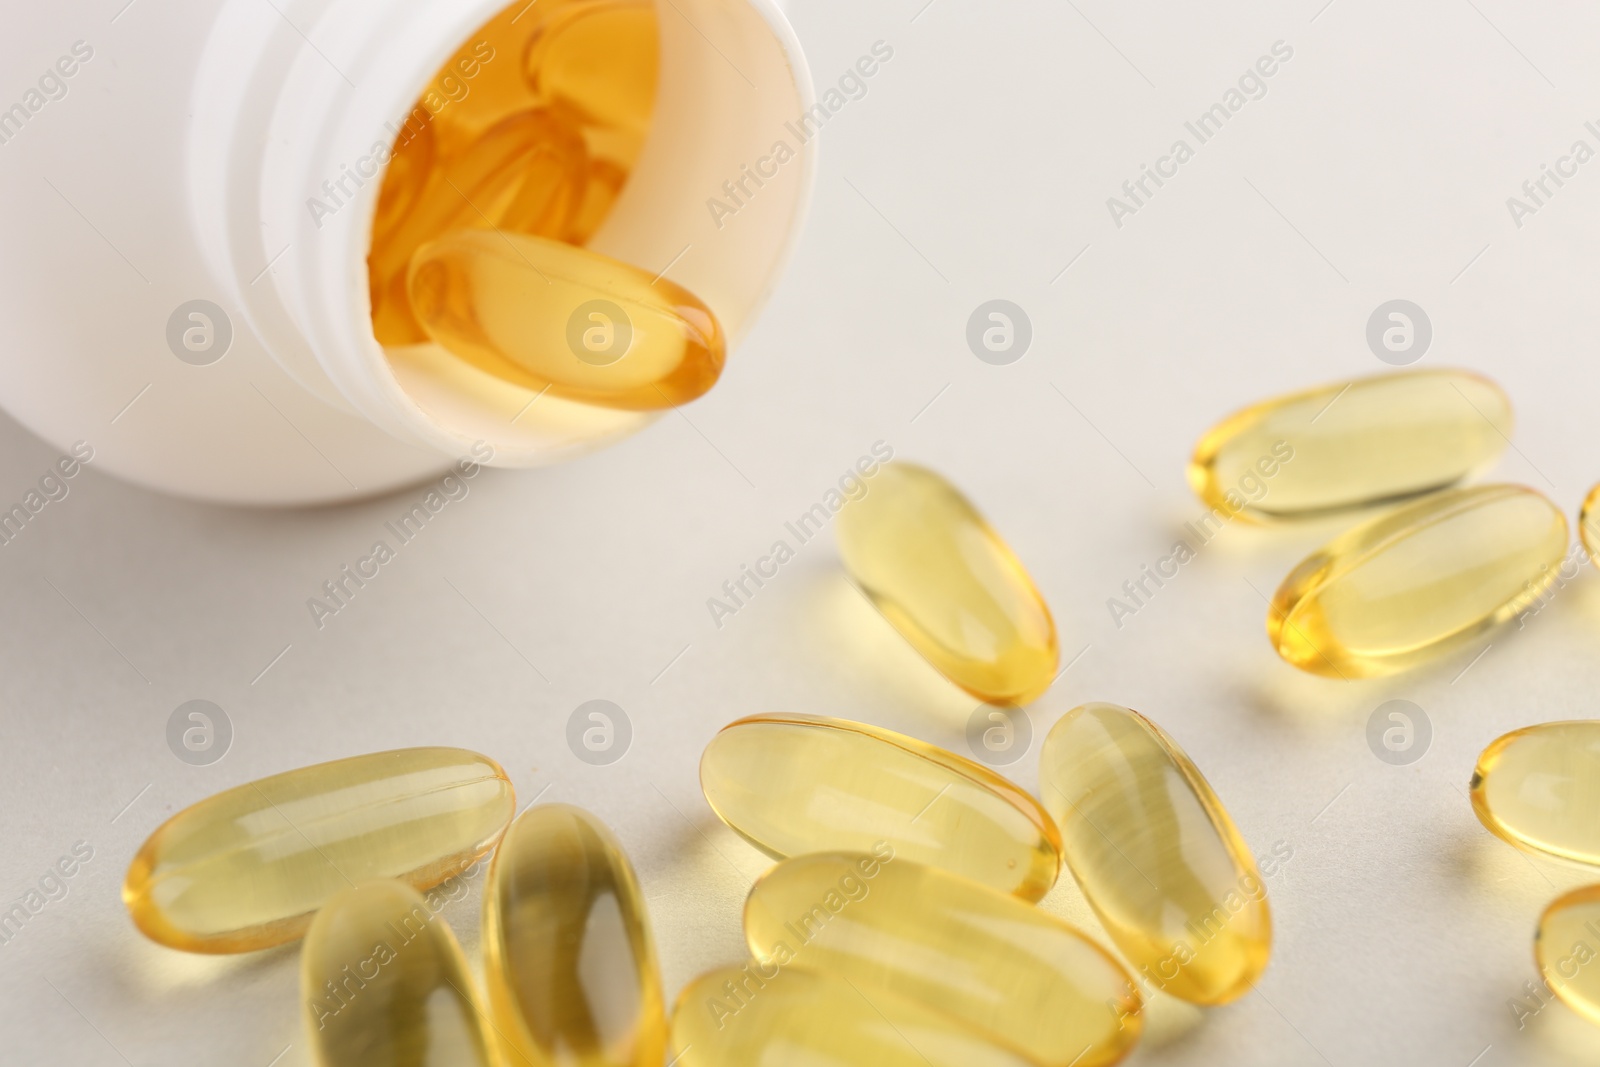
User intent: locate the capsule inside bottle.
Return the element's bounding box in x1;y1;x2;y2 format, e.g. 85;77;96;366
1188;368;1512;521
1471;721;1600;867
700;713;1062;901
482;804;666;1067
122;747;514;953
302;880;497;1067
834;462;1059;705
408;229;724;410
1268;484;1567;678
744;852;1142;1067
669;963;1037;1067
1039;703;1271;1005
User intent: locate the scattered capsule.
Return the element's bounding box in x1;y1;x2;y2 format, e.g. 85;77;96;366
483;804;666;1067
1268;484;1566;678
1470;721;1600;866
1537;886;1600;1026
669;963;1036;1067
370;108;587;346
302;880;496;1067
1040;703;1271;1005
744;853;1141;1067
700;713;1061;901
1582;484;1600;567
407;229;724;410
525;0;659;138
123;748;514;953
1188;369;1512;521
834;463;1059;705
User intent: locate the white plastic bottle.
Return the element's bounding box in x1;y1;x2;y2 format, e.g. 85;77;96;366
0;1;813;504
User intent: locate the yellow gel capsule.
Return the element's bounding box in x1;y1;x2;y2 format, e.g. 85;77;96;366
483;804;666;1067
371;108;587;346
1470;721;1600;866
525;0;659;138
123;748;514;953
744;853;1141;1067
1039;703;1271;1005
834;463;1059;705
669;963;1036;1067
1268;484;1566;678
700;713;1061;901
1536;886;1600;1025
1581;483;1600;566
408;229;724;410
302;880;496;1067
1188;369;1512;521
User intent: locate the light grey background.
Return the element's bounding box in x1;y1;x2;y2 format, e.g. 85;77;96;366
6;0;1600;1064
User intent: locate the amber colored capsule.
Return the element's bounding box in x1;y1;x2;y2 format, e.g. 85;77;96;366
483;804;666;1067
1536;886;1600;1025
565;158;628;245
525;0;659;138
1268;484;1566;678
1470;721;1600;866
744;853;1141;1067
123;748;514;953
834;463;1058;705
700;713;1061;901
1581;484;1600;566
371;119;435;241
370;108;587;346
1039;703;1271;1005
407;229;724;410
669;963;1036;1067
1188;369;1513;521
302;880;496;1067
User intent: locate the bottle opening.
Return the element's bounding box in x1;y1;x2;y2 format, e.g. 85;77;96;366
362;0;814;465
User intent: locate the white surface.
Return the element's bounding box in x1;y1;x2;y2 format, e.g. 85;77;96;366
5;0;1600;1065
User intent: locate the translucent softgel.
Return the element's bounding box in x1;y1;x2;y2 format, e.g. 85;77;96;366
408;230;724;410
700;713;1062;900
302;880;496;1067
483;804;666;1067
1188;368;1512;520
1039;703;1271;1005
1471;721;1600;867
123;748;514;953
1268;484;1567;678
1536;886;1600;1026
669;963;1036;1067
744;853;1142;1066
835;463;1058;705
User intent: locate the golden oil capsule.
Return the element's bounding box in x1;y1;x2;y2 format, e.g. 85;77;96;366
123;748;514;953
1581;484;1600;566
1269;484;1566;678
669;963;1036;1067
370;108;587;346
525;0;659;139
834;463;1058;705
407;229;724;410
1188;369;1512;521
1039;703;1271;1005
565;158;628;245
1536;886;1600;1025
744;852;1141;1067
1470;721;1600;866
302;880;496;1067
483;804;666;1067
700;713;1061;901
